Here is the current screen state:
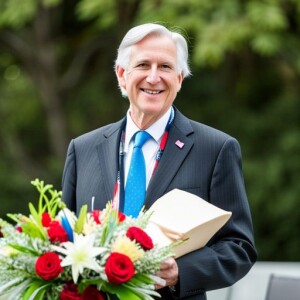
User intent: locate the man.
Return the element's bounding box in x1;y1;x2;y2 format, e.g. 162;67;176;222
62;23;257;300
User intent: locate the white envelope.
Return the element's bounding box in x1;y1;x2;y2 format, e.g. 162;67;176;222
145;189;232;258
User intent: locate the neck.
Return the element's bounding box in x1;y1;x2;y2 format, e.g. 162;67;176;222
129;112;159;130
129;107;172;130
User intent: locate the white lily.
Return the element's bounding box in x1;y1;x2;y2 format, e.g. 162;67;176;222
52;233;106;283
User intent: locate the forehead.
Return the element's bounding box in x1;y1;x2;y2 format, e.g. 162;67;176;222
130;34;177;63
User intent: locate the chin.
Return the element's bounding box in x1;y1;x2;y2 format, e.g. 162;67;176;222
142;105;165;116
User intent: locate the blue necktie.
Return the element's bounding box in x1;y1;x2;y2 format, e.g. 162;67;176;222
124;131;151;217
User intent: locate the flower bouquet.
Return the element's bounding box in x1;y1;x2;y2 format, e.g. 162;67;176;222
0;179;174;300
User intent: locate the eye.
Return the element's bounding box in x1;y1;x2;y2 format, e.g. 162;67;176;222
160;64;172;70
135;63;148;69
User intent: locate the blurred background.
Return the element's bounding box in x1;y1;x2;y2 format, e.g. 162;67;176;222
0;0;299;263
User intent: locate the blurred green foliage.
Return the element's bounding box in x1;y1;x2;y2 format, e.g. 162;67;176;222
0;0;299;261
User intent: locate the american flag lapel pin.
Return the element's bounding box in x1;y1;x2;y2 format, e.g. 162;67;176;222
175;140;185;149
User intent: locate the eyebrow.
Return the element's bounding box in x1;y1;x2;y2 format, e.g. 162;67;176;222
132;58;176;67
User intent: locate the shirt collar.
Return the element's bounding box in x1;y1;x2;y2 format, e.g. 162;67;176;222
124;107;172;151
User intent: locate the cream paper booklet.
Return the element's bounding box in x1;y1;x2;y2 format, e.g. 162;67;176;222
145;189;232;258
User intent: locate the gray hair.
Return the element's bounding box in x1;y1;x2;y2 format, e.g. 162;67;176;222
115;23;191;96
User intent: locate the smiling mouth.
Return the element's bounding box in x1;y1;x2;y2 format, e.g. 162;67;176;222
142;89;163;95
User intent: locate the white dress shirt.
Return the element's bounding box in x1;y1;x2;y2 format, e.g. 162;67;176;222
124;107;172;189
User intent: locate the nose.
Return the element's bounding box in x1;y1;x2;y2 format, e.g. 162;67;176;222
146;66;160;84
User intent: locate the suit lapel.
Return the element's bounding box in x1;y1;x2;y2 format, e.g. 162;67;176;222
96;118;125;203
145;109;194;208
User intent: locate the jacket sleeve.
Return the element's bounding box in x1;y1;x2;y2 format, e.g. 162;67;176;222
176;137;257;298
61;140;77;213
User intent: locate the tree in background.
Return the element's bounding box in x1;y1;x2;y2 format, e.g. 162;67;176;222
0;0;299;261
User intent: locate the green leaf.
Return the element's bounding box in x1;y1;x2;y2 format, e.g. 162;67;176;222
78;278;104;293
8;243;39;256
130;273;153;285
28;203;41;226
6;213;21;224
24;202;47;240
104;283;141;300
74;205;87;234
101;205;118;246
80;280;147;300
21;221;46;240
0;278;32;299
22;280;48;300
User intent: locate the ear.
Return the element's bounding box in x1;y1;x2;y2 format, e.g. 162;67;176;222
116;65;127;90
176;72;184;92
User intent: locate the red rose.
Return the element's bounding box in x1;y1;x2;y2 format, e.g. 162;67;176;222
82;285;105;300
35;252;63;280
90;210;101;224
42;212;52;227
60;282;82;300
118;212;126;222
105;252;135;284
47;221;69;243
126;226;154;250
15;226;22;233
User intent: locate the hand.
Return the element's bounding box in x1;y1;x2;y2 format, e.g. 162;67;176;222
155;257;178;290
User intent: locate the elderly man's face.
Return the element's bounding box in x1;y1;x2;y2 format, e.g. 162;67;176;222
117;34;183;128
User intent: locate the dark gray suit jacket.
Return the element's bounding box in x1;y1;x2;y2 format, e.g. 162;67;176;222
62;107;257;299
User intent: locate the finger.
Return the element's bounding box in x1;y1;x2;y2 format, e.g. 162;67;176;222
155;284;165;290
160;257;175;270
